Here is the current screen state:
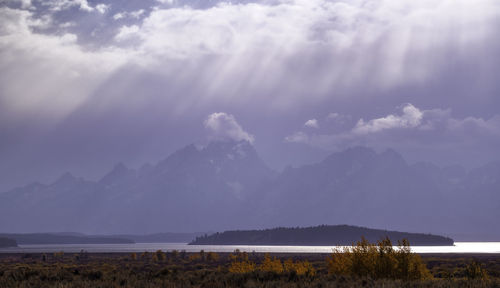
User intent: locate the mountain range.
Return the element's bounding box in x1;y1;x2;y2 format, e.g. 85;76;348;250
0;141;498;239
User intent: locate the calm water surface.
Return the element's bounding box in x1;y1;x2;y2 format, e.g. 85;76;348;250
1;242;500;254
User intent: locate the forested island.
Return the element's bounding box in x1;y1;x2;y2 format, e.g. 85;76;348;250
0;237;17;248
190;225;454;246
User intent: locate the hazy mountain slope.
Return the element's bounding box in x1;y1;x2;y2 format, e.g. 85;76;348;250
256;148;499;237
93;141;274;233
0;174;102;233
0;143;498;237
0;140;274;234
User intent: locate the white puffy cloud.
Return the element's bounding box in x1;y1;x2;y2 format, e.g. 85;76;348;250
353;104;423;134
115;25;140;41
304;119;319;129
0;7;129;121
285;104;500;156
113;12;124;20
129;9;145;19
95;4;109;14
120;0;500;80
41;0;107;13
113;9;145;21
204;112;255;143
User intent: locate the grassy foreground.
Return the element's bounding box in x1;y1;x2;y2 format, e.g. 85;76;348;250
0;252;498;287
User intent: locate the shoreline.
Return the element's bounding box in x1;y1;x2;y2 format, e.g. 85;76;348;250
2;252;500;258
2;241;500;254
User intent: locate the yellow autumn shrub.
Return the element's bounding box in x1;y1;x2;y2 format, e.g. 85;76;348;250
259;254;284;273
326;237;431;280
228;260;256;274
284;259;316;276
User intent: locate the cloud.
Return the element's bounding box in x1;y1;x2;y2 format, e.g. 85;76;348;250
353;104;423;134
285;104;500;157
115;25;140;41
204;112;255;143
129;9;145;19
95;4;109;14
326;113;341;120
0;7;128;121
113;12;124;20
326;112;351;124
113;9;145;21
447;115;500;137
285;131;309;143
115;0;500;84
1;0;499;119
19;0;33;9
41;0;106;13
304;119;319;129
156;0;175;4
4;0;34;9
0;0;500;189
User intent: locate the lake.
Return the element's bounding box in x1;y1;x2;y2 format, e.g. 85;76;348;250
1;242;500;254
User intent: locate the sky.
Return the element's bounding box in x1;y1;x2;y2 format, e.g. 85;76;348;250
0;0;499;192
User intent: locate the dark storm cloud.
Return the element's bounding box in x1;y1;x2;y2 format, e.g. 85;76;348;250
0;0;499;191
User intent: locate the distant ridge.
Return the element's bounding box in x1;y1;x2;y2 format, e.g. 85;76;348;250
0;233;134;245
189;225;454;246
0;237;17;248
113;232;207;243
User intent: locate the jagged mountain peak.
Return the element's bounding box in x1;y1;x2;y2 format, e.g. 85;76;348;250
319;147;407;171
203;140;256;157
202;140;255;152
113;162;128;171
51;172;78;186
380;148;403;159
378;148;407;167
323;146;377;164
156;140;262;172
99;162;136;186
